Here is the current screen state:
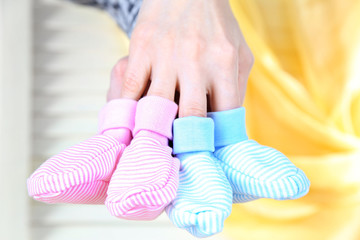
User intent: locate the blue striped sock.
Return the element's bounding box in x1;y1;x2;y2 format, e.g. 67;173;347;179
208;107;310;203
166;117;233;238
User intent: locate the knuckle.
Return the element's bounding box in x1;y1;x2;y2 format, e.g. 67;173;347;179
209;40;238;71
158;29;176;43
247;52;255;68
123;71;141;93
130;38;149;52
182;104;206;118
132;23;156;40
148;88;173;100
181;36;206;62
241;47;255;70
222;42;237;58
158;37;175;52
217;76;235;88
217;42;237;64
111;58;128;83
130;24;155;50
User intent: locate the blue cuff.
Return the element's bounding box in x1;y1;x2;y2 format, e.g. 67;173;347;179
173;117;214;154
207;107;248;148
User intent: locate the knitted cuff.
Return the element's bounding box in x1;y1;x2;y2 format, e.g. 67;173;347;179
133;96;178;140
173;116;214;154
207;107;248;148
98;98;137;134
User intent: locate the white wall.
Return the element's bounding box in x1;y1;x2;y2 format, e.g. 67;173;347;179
0;0;32;240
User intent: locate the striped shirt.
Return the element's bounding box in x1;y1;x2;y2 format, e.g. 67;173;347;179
70;0;143;37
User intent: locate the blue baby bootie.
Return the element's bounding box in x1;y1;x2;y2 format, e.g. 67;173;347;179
208;107;310;203
166;117;233;238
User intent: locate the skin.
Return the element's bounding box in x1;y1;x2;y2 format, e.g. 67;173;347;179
107;0;254;117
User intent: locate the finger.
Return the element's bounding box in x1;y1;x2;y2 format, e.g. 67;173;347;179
107;57;129;102
208;61;241;112
120;49;151;100
147;58;177;101
209;76;241;112
238;46;254;105
178;70;207;118
208;51;243;112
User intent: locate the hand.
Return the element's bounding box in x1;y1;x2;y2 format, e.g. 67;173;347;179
110;0;254;117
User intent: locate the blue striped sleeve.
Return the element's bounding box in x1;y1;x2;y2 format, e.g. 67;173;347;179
68;0;143;37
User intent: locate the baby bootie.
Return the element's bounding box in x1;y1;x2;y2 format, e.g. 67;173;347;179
105;96;180;220
27;99;137;204
166;117;233;238
207;107;310;203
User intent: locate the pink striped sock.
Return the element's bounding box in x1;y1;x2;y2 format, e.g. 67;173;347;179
27;99;137;204
105;96;180;220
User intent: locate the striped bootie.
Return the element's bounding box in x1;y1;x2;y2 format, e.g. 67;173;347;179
105;96;180;220
166;117;233;238
27;99;137;204
208;107;310;203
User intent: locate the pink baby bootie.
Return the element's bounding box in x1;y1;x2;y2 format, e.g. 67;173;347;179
105;96;180;220
27;99;137;204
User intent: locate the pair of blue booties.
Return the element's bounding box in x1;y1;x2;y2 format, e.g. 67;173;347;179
167;107;310;238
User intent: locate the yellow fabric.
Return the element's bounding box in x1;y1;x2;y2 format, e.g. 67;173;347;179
226;0;360;239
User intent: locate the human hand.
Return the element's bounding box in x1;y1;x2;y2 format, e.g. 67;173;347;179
110;0;253;117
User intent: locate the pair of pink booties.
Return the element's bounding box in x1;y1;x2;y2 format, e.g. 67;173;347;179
27;96;180;220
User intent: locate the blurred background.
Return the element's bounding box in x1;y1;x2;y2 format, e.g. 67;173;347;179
1;0;226;239
1;0;360;240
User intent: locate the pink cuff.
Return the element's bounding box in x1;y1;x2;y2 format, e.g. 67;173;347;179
98;99;137;144
133;96;178;140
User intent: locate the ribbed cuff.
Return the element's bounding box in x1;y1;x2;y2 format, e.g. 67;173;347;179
173;116;214;154
98;98;137;134
207;107;248;148
133;96;178;140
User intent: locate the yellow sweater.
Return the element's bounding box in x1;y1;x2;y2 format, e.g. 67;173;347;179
226;0;360;239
